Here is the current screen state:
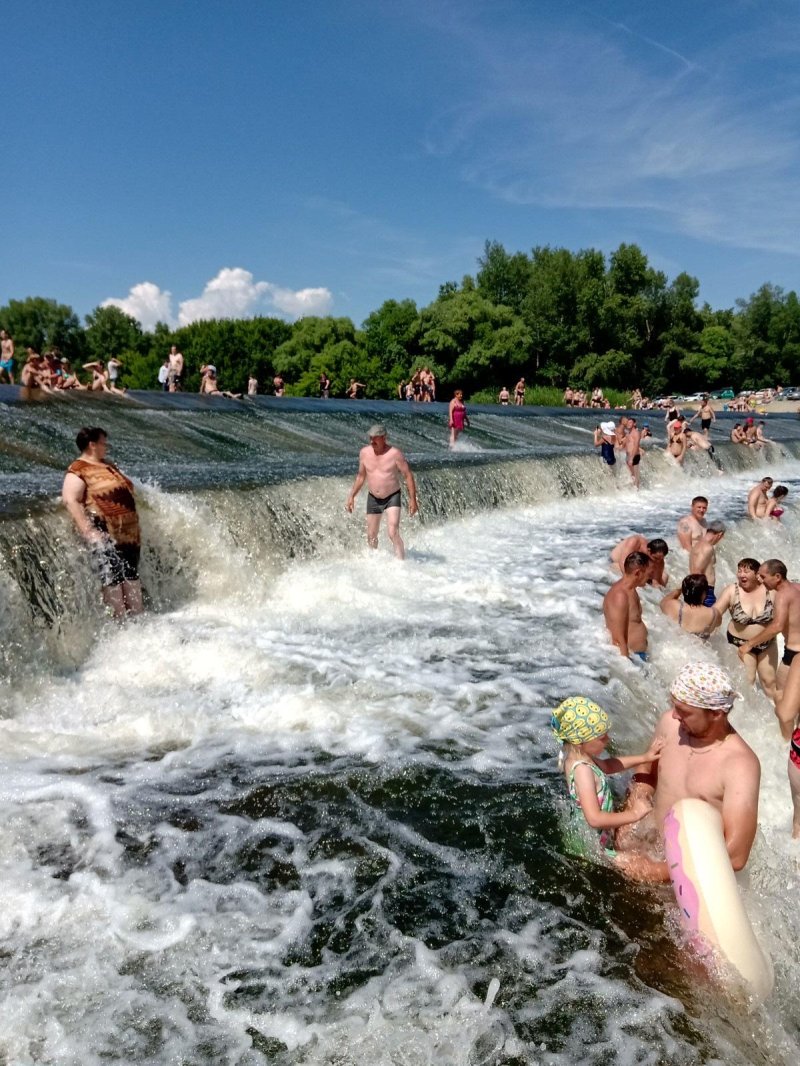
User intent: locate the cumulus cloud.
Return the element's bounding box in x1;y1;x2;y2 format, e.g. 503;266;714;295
102;281;174;331
102;268;333;330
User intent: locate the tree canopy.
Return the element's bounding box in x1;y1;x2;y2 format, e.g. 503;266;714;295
2;242;798;398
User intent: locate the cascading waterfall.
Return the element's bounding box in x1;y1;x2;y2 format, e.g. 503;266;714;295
2;391;800;1065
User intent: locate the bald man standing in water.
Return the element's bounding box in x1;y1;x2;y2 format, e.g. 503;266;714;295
346;424;418;559
603;551;652;660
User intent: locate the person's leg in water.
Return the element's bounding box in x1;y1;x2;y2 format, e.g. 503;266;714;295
102;584;127;621
385;504;405;560
122;579;144;615
366;512;382;550
789;730;800;838
777;654;800;737
756;644;779;705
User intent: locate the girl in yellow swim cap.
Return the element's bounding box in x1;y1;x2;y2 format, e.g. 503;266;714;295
552;696;664;854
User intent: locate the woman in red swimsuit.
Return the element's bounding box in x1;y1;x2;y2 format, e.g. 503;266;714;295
448;390;469;447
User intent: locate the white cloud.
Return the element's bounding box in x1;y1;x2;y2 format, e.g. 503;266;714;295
102;268;333;330
102;281;174;331
177;267;270;325
265;284;333;318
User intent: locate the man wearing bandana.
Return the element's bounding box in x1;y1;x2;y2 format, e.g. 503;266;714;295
615;662;761;881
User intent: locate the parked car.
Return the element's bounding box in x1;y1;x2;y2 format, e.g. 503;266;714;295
710;388;735;400
781;387;800;401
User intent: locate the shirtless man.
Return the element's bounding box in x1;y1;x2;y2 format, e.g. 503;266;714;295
624;417;642;488
689;397;715;436
167;345;184;392
347;378;365;399
346;424;418;559
747;477;773;519
610;536;669;587
499;386;510;405
0;329;14;384
615;662;760;881
603;551;652;660
755;421;770;447
676;496;708;551
739;560;800;732
613;418;627;452
514;377;526;406
689;521;725;606
200;365;241;399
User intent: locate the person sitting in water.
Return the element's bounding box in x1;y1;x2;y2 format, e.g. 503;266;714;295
552;696;663;857
603;551;652;660
683;427;714;455
730;423;746;443
659;574;721;640
199;365;241;399
666;421;687;464
715;558;778;705
609;535;668;587
614;662;760;882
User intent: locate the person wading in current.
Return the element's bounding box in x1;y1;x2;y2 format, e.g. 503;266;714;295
603;551;652;661
747;477;773;519
346;424;418;559
61;426;143;621
688;520;725;606
594;420;616;466
609;535;668;587
448;390;469;446
676;496;708;552
738;559;800;722
614;662;760;881
625;416;642;488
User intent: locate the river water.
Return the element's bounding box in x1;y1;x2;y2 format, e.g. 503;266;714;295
1;392;799;1064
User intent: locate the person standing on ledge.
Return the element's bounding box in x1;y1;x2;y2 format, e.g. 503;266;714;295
346;424;418;559
62;426;143;621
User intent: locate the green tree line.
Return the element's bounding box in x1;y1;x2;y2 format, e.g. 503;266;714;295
2;241;799;399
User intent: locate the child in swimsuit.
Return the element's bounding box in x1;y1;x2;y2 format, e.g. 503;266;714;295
552;697;663;856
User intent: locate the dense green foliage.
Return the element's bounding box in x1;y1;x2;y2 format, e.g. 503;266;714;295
2;241;799;400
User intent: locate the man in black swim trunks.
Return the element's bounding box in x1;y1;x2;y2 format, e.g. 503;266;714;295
346;424;418;559
624;417;642;488
739;559;800;712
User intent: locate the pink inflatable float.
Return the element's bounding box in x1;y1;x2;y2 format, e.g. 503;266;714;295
664;798;773;1000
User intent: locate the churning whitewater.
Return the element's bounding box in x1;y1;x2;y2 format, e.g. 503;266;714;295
1;396;800;1065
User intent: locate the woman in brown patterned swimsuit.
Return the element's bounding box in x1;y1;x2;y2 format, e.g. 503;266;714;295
61;426;143;620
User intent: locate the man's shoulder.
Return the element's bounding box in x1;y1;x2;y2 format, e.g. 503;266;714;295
724;733;760;774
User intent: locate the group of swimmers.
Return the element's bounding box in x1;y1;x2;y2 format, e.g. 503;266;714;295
554;481;800;885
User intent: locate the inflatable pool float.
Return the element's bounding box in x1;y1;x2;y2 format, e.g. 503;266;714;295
664;798;773;999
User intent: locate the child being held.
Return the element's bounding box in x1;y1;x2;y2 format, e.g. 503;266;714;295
552;696;663;856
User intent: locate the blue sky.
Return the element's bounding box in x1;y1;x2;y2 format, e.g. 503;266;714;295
3;0;799;330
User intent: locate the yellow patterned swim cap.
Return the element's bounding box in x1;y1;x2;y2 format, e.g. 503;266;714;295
551;696;610;744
